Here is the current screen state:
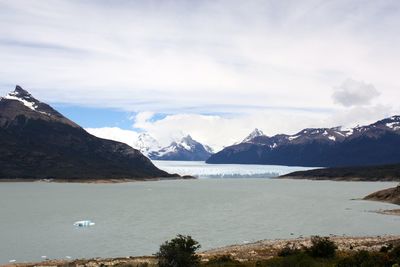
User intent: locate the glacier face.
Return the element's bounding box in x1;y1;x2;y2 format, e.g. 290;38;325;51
153;160;315;178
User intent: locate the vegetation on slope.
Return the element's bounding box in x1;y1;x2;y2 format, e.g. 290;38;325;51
281;163;400;181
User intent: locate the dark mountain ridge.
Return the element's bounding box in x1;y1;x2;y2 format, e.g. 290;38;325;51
207;117;400;167
0;86;175;180
281;163;400;181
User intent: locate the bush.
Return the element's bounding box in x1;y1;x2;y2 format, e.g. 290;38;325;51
307;236;337;258
336;250;392;267
155;234;201;267
388;244;400;265
205;255;244;267
277;243;301;257
265;252;317;267
379;244;393;253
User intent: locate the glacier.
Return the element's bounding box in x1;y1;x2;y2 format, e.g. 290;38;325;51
153;160;315;178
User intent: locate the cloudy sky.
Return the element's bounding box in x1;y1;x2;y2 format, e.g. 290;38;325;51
1;0;399;150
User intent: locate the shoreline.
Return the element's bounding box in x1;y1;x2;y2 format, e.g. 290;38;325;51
4;235;400;266
374;209;400;216
279;175;400;182
201;235;400;261
0;176;195;184
1;176;397;183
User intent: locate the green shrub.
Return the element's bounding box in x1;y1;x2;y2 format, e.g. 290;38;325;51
277;243;301;257
379;244;393;253
389;244;400;262
265;252;317;267
205;255;244;266
336;250;393;267
155;234;201;267
307;236;337;258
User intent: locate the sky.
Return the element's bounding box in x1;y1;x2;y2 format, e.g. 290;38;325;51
1;0;400;150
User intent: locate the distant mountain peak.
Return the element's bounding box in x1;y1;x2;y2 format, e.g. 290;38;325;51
182;134;194;141
178;134;198;150
134;132;160;156
14;85;31;96
4;85;42;113
149;134;213;161
1;85;79;128
181;134;198;146
242;128;265;143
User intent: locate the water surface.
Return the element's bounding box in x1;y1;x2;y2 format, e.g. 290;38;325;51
0;178;399;264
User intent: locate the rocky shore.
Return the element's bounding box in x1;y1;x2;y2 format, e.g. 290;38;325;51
363;184;400;216
364;184;400;205
4;235;400;267
201;235;400;262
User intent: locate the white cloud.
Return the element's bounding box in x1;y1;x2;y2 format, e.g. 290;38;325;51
85;127;138;148
0;1;399;113
131;111;330;151
326;105;394;128
1;1;399;150
332;79;380;107
86;104;400;152
134;111;155;126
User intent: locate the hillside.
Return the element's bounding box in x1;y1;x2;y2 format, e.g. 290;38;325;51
0;86;176;180
364;185;400;205
280;163;400;181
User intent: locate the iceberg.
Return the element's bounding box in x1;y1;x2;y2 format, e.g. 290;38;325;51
73;220;95;227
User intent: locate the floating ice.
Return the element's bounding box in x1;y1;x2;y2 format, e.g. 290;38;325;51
73;220;95;227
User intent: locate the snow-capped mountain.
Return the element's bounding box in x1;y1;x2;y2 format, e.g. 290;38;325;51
242;128;265;143
349;115;400;138
133;132;161;156
207;116;400;167
149;135;213;161
0;85;79;128
0;85;173;179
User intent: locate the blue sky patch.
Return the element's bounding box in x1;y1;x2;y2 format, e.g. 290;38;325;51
53;104;135;130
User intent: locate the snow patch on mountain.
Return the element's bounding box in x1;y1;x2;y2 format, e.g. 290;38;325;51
5;94;38;111
155;144;177;157
328;136;336;141
133;132;161;156
288;135;300;141
204;145;214;154
242;128;265;143
386;122;400;130
149;135;213;161
3;86;49;115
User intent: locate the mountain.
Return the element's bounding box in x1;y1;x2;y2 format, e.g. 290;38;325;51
0;85;176;180
207;116;400;167
242;128;265;143
149;135;213;161
133;132;161;156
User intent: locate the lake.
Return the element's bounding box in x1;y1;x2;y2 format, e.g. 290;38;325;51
0;162;399;264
